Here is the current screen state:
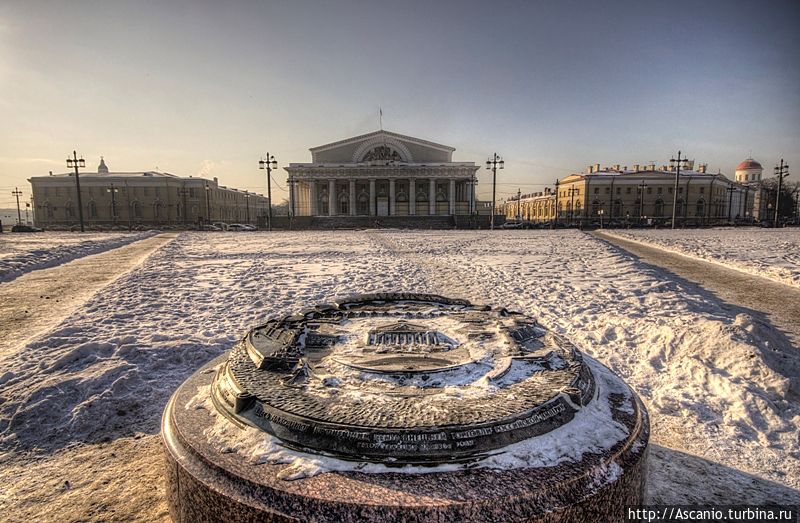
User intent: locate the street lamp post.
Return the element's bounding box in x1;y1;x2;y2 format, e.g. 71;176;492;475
553;178;560;228
567;186;578;225
66;151;86;232
245;192;251;225
637;181;648;224
259;154;278;231
486;153;504;230
726;185;736;223
774;159;790;227
12;188;23;225
107;184;119;227
670;151;688;229
598;208;604;229
516;188;522;223
204;184;212;226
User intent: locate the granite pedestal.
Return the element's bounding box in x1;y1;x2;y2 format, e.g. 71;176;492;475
163;294;649;522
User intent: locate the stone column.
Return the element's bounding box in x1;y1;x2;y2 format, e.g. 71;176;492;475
349;179;356;216
429;179;436;215
310;180;318;216
328;179;336;216
389;179;396;216
449;179;456;215
369;179;376;216
409;179;416;215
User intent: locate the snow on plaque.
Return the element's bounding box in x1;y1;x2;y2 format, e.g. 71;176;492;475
210;293;597;464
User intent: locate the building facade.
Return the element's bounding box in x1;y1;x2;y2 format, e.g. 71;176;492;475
29;158;269;228
735;158;769;220
504;162;753;225
285;131;480;219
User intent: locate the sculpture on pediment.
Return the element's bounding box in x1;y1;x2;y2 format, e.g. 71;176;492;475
362;145;403;162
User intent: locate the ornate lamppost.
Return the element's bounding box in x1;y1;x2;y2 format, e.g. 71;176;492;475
259;154;278;231
670;151;688;229
66;151;86;232
774;159;789;227
107;184;119;227
486;153;504;230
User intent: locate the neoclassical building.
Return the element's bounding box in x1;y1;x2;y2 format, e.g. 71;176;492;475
29;158;269;228
734;158;769;220
504;161;753;225
285;131;480;219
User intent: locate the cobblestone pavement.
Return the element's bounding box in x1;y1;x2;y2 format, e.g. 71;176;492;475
594;230;800;348
0;233;178;356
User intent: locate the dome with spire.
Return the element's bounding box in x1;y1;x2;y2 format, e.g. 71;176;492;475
98;157;109;174
736;158;762;171
734;157;762;184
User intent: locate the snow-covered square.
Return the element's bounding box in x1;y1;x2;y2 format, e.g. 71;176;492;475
1;229;798;521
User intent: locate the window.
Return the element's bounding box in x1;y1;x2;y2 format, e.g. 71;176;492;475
88;201;98;219
657;187;662;194
605;187;610;194
616;187;621;194
700;187;705;194
679;187;684;194
647;187;652;194
654;199;664;217
696;199;705;216
594;188;599;194
626;187;632;194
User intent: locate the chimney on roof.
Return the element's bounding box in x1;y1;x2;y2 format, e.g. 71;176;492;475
49;171;53;176
633;164;639;171
698;163;707;173
686;160;695;171
613;164;620;171
213;177;219;185
594;163;601;173
587;165;593;174
648;163;655;171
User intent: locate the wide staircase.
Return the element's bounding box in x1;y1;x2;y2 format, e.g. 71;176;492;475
310;216;456;229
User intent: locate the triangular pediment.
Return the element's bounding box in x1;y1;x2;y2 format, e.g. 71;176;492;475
309;130;455;164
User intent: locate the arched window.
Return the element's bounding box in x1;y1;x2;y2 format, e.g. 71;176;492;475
695;199;705;217
131;201;142;219
87;201;98;219
65;200;74;218
338;191;349;215
317;190;329;215
612;199;622;217
675;199;685;217
654;199;664;217
357;191;369;215
592;200;601;216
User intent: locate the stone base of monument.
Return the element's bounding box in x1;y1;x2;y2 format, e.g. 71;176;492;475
163;354;649;523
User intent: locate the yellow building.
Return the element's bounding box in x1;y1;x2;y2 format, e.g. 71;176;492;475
29;158;269;229
505;162;752;226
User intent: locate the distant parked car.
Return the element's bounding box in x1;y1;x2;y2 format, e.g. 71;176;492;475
212;222;229;231
11;224;43;232
500;221;523;229
228;223;252;231
200;224;222;231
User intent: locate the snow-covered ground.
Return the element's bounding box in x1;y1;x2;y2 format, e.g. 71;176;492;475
1;230;798;520
603;228;800;288
0;231;157;283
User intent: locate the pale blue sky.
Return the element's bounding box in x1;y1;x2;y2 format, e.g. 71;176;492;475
1;0;798;206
